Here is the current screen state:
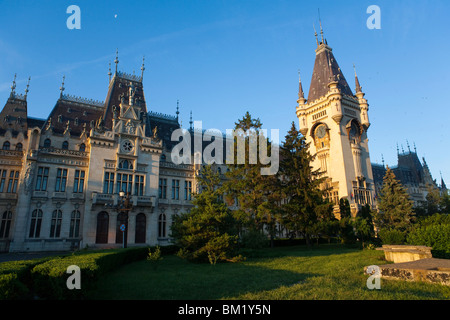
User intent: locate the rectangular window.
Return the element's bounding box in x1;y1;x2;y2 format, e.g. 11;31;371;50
159;178;167;199
172;179;180;200
134;175;144;196
117;173;133;194
7;170;19;193
103;172;115;194
55;168;68;192
35;167;49;191
73;170;85;193
184;181;192;200
0;170;6;193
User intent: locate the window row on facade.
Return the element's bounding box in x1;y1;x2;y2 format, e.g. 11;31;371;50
158;178;192;201
35;167;85;193
28;209;81;239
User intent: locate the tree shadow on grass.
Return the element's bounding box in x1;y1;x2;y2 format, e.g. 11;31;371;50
87;256;321;300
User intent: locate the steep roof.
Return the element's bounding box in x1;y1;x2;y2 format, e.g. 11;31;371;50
307;43;353;102
102;72;147;130
45;95;105;136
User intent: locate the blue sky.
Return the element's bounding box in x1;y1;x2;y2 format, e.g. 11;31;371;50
0;0;449;183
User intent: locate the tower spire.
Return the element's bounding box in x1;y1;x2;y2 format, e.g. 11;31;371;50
108;62;112;82
10;73;17;97
60;75;65;99
313;23;319;47
114;49;119;73
297;69;306;104
141;56;145;80
176;100;180;121
24;76;31;100
318;9;326;44
353;64;362;93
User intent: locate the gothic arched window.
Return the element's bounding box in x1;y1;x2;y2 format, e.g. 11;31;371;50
44;139;51;148
2;141;10;150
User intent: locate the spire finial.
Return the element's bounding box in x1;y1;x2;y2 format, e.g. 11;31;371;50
189;110;193;130
318;9;325;44
353;64;362;93
114;49;119;73
313;23;319;46
397;143;399;156
381;154;385;168
60;75;65;98
176;100;180;120
141;55;145;80
24;76;31;99
406;140;411;153
108;62;112;82
297;69;305;101
10;73;17;97
414;142;417;153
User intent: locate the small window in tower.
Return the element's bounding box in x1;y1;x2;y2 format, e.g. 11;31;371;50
44;139;51;148
62;141;69;150
2;141;10;150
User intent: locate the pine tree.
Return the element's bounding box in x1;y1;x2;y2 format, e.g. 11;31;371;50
277;122;330;246
375;166;415;231
224;111;280;240
170;165;239;263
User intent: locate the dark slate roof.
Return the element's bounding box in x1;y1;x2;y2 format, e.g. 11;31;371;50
0;94;28;134
307;44;353;102
102;72;147;131
45;95;105;136
148;112;180;150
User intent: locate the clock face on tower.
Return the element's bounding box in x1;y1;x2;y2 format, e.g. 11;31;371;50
316;125;327;139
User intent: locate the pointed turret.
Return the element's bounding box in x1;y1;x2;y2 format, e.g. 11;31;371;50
297;70;306;105
307;39;353;102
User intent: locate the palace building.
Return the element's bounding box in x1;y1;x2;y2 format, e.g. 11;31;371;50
296;26;375;217
0;55;214;252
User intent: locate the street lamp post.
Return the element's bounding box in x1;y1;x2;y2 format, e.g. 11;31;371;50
105;191;133;248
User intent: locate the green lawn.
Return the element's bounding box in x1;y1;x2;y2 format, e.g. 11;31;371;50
86;244;450;300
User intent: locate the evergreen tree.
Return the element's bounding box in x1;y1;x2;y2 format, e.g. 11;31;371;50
224;112;280;240
374;166;415;231
277;122;329;247
170;165;239;263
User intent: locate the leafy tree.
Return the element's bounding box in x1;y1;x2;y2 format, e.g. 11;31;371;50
374;166;415;231
170;165;239;264
276;122;329;247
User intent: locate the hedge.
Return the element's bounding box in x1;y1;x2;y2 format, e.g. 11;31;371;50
407;224;450;259
0;257;54;300
0;246;162;300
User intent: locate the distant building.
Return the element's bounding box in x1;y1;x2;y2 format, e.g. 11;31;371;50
371;146;447;207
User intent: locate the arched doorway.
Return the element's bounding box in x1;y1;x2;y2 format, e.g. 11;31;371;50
96;212;109;244
116;212;128;247
135;213;146;244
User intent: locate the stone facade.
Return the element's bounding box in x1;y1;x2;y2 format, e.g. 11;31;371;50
0;66;206;252
296;35;375;217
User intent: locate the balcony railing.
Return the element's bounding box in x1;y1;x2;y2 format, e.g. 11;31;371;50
39;147;88;158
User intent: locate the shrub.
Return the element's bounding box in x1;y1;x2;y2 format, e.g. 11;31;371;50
378;228;406;245
30;247;148;299
240;229;269;249
407;224;450;259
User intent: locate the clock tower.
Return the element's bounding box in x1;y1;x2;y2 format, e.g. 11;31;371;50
296;29;375;217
